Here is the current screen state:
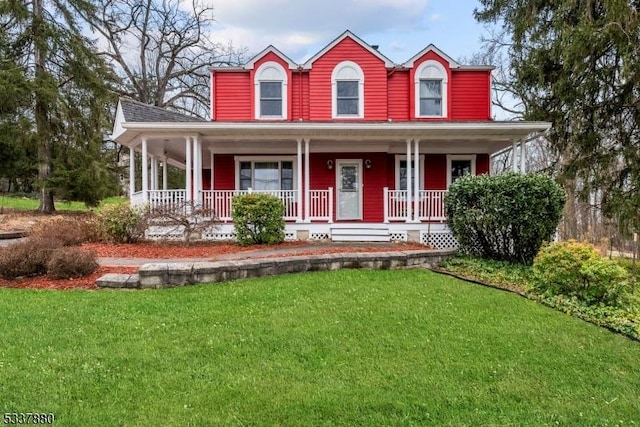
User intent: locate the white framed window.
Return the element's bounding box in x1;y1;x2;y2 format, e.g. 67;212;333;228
395;155;425;191
415;60;447;118
255;61;287;119
447;155;476;187
235;156;296;191
332;61;364;118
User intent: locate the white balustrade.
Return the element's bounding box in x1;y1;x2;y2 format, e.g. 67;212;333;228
201;189;301;222
383;188;447;222
308;188;333;222
418;190;447;221
147;189;187;213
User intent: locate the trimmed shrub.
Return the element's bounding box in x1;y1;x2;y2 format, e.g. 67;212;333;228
0;237;63;279
444;173;565;264
47;247;99;279
532;241;629;305
231;193;285;246
97;203;146;243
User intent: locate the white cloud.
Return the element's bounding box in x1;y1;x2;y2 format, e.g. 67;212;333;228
429;13;442;22
208;0;431;61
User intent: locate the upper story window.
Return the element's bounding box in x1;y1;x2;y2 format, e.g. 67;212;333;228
415;60;447;118
332;61;364;118
255;61;287;119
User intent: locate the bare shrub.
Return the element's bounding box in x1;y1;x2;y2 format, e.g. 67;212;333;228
47;247;99;279
146;202;218;244
0;238;63;279
30;215;102;245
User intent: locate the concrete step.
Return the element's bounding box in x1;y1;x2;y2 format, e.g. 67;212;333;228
96;273;140;289
330;227;391;242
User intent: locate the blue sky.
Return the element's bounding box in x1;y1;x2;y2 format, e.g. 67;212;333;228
209;0;488;65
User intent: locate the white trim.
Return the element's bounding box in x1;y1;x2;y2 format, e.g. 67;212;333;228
254;61;288;120
394;154;425;191
415;60;448;118
332;61;365;119
336;159;363;220
185;137;192;202
304;139;310;223
233;155;298;191
446;154;477;188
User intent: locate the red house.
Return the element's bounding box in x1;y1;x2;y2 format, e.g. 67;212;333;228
111;31;549;246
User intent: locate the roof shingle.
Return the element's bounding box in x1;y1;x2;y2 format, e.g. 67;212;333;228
119;98;205;123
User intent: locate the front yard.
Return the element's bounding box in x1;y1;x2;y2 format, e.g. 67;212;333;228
1;269;638;425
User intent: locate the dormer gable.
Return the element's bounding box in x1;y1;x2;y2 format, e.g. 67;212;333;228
303;30;395;70
404;44;460;69
244;45;298;70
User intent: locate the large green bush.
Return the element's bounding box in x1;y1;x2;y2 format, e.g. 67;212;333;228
231;193;285;246
444;173;565;264
532;241;629;305
97;203;146;243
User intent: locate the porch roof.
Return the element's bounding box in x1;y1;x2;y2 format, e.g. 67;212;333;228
113;119;551;146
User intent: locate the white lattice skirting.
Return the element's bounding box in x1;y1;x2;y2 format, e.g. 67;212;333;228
389;231;408;242
420;231;458;250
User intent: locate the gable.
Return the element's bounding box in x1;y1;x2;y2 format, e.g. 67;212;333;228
303;31;394;69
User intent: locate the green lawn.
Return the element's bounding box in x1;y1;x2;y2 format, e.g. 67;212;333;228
1;270;639;426
0;195;126;211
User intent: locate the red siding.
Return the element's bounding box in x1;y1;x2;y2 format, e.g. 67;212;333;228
451;70;492;120
477;154;490;175
425;154;447;190
213;73;252;121
291;71;310;120
213;155;235;190
309;38;388;121
310;153;387;222
387;70;410;121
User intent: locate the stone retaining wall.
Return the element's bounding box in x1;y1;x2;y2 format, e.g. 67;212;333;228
124;250;455;289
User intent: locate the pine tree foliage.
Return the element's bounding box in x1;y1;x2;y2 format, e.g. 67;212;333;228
1;0;118;210
475;1;640;234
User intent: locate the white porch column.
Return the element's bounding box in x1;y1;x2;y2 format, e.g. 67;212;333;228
193;135;202;205
209;150;214;190
304;138;310;223
405;139;412;223
296;139;303;223
150;155;157;190
129;146;135;197
512;140;518;172
413;138;421;222
162;160;168;190
185;136;192;203
520;141;527;173
141;137;149;202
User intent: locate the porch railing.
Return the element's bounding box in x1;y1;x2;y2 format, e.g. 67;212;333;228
148;189;187;213
202;189;298;221
418;190;447;221
384;188;447;222
309;188;333;222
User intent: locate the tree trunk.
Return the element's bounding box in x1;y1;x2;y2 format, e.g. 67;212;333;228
33;0;55;213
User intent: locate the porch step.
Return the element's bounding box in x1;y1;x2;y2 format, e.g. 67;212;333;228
330;227;391;242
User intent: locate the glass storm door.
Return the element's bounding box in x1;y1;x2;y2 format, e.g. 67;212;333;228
337;160;362;220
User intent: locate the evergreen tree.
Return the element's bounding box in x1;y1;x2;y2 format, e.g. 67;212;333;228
475;1;640;234
1;0;118;211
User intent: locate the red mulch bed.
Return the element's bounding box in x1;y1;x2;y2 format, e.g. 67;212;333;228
81;241;308;258
1;241;428;290
0;267;137;290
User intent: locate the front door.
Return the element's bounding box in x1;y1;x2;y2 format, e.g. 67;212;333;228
336;160;362;220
